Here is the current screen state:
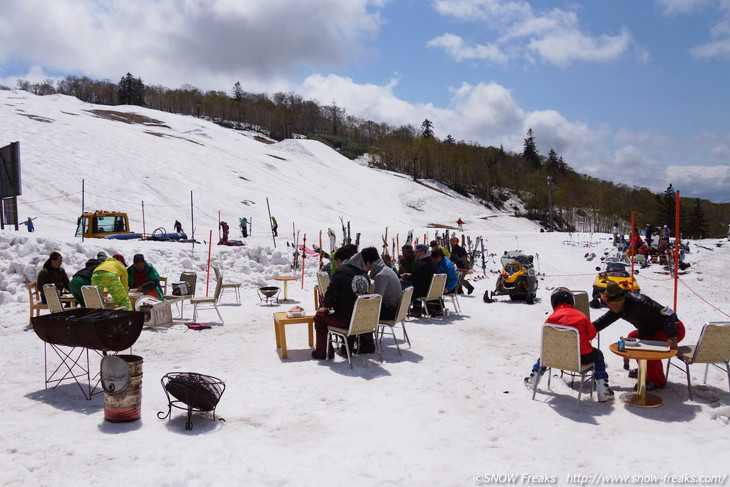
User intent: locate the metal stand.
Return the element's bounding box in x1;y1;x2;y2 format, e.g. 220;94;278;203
257;286;280;306
157;372;226;430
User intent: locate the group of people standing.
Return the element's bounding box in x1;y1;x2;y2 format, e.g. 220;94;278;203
36;251;165;311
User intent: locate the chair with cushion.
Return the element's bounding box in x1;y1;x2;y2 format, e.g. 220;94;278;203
27;281;49;325
43;283;64;314
443;270;466;314
326;294;383;368
164;271;197;318
377;286;414;355
190;278;224;324
213;266;241;304
81;285;126;310
531;324;595;412
414;273;447;319
666;322;730;400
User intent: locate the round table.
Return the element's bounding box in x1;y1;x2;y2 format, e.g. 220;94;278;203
272;276;298;302
609;342;676;408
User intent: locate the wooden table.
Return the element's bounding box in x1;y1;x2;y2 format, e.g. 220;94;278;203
609;342;677;408
273;312;314;359
272;276;298;302
60;294;77;308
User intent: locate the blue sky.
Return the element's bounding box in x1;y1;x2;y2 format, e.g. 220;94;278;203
1;0;729;202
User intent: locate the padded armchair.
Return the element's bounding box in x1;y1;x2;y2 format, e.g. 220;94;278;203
377;286;413;355
531;324;595;412
326;294;383;368
666;322;730;400
414;273;447;319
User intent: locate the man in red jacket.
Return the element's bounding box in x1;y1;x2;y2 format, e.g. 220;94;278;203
525;288;614;402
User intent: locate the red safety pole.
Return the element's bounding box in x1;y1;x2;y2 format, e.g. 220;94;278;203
206;229;213;296
301;233;307;288
142;200;146;236
630;211;635;291
674;191;681;311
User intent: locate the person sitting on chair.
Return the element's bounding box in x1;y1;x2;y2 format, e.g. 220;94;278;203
430;248;458;294
36;251;70;304
449;236;475;295
402;244;437;317
127;254;163;300
69;258;101;306
525;288;614;402
362;247;401;321
593;281;685;390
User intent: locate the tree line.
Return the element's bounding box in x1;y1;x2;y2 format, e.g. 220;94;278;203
12;74;730;239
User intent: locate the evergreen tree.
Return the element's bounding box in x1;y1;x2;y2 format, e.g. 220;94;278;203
445;134;455;145
685;198;710;238
522;128;541;169
657;184;677;228
421;119;434;139
232;81;244;102
117;72;145;106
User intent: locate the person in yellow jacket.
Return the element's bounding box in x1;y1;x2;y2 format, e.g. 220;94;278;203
91;255;132;310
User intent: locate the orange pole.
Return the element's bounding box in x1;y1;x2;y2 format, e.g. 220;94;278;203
206;229;212;296
674;191;680;311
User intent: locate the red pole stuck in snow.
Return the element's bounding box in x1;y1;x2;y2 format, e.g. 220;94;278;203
630;211;635;291
674;190;681;312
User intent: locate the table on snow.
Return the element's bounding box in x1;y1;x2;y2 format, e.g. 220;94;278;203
272;276;298;302
273;312;314;359
609;343;676;408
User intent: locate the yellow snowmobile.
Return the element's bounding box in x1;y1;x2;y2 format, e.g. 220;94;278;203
484;251;538;304
589;260;640;308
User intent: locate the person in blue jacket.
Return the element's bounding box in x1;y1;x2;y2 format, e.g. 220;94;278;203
430;248;458;293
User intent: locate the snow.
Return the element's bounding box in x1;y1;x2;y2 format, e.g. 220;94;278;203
1;90;729;486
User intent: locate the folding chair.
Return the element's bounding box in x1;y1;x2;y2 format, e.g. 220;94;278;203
190;278;224;324
27;281;49;325
414;273;447;319
326;294;383;368
43;283;64;314
443;270;466;314
531;324;595;412
377;286;413;355
164;271;197;318
666;322;730;400
213;266;241;304
81;285;126;310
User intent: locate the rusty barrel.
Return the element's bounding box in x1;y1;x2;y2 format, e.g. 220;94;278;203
103;355;143;422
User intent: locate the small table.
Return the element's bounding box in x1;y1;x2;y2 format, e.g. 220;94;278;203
273;312;314;359
60;294;77;308
609;343;676;408
272;276;298;302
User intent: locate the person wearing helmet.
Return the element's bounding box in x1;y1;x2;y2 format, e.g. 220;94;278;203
525;287;614;402
448;236;474;295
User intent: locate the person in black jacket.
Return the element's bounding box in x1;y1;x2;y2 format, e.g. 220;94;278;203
593;281;686;389
36;252;70;303
449;236;474;295
402;244;437;317
312;251;371;359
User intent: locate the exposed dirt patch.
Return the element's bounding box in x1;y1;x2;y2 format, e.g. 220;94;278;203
267;154;286;161
86;109;170;128
18;113;54;123
61;111;79;116
416;180;450;197
144;131;203;145
254;136;275;145
426;223;459;230
239;176;250;181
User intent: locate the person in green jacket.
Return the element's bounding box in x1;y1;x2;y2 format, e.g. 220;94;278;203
127;254;163;300
69;258;101;306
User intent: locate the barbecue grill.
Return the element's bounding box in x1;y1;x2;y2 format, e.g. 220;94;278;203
157;372;226;430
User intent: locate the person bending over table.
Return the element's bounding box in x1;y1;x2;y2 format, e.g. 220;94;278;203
92;256;132;310
593;281;685;390
525;288;615;402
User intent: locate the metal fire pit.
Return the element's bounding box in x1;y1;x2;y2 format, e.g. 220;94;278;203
31;309;145;400
257;286;280;306
157;372;226;430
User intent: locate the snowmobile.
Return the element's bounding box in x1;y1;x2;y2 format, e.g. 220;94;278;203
483;251;538;304
589;259;641;308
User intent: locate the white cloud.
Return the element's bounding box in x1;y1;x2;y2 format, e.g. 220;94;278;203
428;0;633;66
666;164;730;201
614;129;678;149
657;0;713;16
0;0;384;90
710;144;730;158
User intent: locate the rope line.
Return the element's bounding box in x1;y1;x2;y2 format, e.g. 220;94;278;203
677;277;730;318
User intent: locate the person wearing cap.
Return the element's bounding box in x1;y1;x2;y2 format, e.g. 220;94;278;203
429;240;451;259
96;251;108;261
69;258;102;306
397;244;416;277
402;244;437;317
113;254;127;266
36;251;70;303
127;254;163;300
593;281;686;389
92;256;132;310
449;236;474;295
430;248;458;294
525;288;614;401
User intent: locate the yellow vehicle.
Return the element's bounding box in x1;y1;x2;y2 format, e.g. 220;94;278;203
484;251;538;304
75;211;133;239
590;261;640;308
